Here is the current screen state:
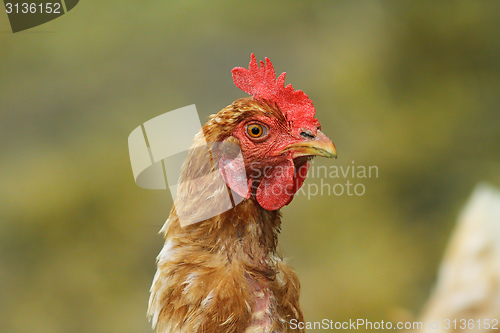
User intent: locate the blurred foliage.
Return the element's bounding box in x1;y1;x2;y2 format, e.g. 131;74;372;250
1;1;499;332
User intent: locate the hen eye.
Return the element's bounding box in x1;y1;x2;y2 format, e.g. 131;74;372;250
247;124;265;138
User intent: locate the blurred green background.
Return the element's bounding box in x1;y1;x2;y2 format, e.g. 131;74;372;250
1;1;500;332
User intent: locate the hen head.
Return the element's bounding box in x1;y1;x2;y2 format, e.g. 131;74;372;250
204;54;337;211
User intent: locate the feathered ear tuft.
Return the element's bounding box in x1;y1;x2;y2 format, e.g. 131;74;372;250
231;54;319;129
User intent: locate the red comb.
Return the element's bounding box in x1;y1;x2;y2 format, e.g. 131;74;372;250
231;54;318;129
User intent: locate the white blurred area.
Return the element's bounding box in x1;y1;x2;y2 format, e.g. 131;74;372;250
417;184;500;332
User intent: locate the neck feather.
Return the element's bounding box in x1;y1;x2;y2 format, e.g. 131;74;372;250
163;198;282;271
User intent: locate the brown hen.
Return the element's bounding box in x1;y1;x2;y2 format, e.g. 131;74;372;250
148;54;337;333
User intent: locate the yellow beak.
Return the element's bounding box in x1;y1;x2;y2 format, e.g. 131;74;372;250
281;130;337;158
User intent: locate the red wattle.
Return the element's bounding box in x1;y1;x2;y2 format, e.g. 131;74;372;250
256;158;296;211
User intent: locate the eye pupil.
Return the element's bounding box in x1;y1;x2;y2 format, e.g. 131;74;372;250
247;124;264;138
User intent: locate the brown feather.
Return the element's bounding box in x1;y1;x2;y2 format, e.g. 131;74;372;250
148;98;305;333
